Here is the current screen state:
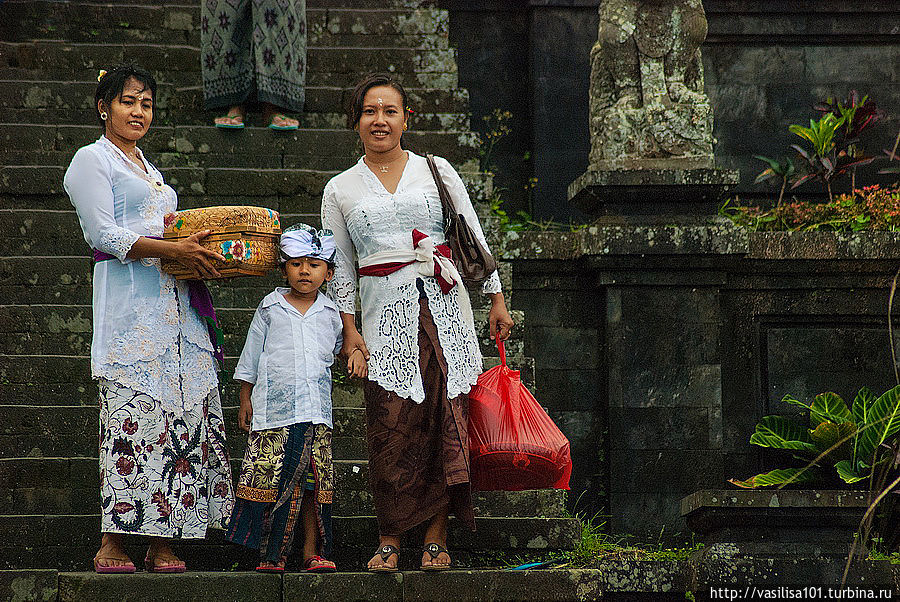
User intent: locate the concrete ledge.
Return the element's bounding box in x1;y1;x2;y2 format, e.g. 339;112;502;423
499;228;900;261
58;572;281;602
401;569;603;602
284;571;402;602
0;569;57;602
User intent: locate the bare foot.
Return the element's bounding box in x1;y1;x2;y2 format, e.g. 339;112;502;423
146;540;185;572
267;113;299;130
367;538;400;571
421;542;451;569
214;113;244;127
94;533;134;570
214;105;245;128
256;559;286;571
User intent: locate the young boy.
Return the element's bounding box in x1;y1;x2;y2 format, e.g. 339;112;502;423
225;223;346;572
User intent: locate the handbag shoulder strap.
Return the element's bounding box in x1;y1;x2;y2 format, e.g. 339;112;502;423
425;154;457;226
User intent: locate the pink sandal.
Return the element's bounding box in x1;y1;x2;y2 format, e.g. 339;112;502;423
144;551;186;573
93;556;136;574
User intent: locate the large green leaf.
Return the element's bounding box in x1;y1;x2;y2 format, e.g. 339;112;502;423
851;387;876;427
851;387;877;463
728;467;819;489
782;394;811;411
749;415;817;453
809;421;855;460
856;385;900;462
810;392;851;427
834;460;869;484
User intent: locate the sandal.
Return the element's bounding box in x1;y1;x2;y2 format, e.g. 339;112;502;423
214;113;245;129
268;113;299;131
144;551;186;573
93;555;136;574
421;543;451;571
255;559;286;574
304;555;336;573
368;544;400;573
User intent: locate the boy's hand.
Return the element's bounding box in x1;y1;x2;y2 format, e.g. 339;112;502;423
238;401;252;432
347;347;368;379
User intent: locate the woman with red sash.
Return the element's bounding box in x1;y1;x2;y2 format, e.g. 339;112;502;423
63;64;233;573
320;73;514;571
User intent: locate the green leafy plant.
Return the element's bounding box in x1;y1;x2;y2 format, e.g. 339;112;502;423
719;185;900;232
729;385;900;488
477;108;512;173
753;155;795;206
771;91;884;201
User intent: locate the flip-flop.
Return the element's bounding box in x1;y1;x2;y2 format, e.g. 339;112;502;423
268;113;299;131
214;114;245;129
421;543;451;571
144;552;186;573
368;544;400;573
255;562;286;574
304;555;336;573
94;556;136;574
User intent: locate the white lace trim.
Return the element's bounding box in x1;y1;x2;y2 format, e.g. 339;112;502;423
361;275;481;403
92;137;215;414
99;227;141;262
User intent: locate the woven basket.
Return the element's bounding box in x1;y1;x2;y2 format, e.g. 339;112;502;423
161;206;281;279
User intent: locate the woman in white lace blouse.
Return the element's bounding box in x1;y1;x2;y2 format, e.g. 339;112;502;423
63;65;233;573
321;73;514;571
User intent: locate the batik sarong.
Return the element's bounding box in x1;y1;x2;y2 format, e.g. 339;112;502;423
200;0;306;112
364;296;476;536
98;378;234;537
226;422;333;562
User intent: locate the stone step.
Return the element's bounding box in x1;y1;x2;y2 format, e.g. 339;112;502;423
0;251;510;312
0;402;360;458
0;297;524;356
1;4;449;47
0;124;479;170
0;353;535;410
54;570;603;602
0;81;470;129
0;514;579;571
0;66;459;89
0;167;492;210
0;457;568;518
0;42;459;80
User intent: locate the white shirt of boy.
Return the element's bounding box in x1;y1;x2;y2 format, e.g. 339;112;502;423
234;287;343;431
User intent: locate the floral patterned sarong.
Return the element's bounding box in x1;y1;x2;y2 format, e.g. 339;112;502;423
98;379;234;538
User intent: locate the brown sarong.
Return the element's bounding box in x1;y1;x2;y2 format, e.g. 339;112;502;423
364;297;476;535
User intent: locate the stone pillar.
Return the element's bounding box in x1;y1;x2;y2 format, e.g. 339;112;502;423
568;0;738;218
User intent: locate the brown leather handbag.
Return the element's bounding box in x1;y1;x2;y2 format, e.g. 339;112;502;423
425;153;498;284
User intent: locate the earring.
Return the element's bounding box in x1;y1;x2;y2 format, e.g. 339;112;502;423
403;123;408;131
100;112;108;120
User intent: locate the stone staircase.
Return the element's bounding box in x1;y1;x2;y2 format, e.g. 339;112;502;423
0;0;577;581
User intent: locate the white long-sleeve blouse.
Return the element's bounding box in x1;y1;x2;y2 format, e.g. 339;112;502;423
233;289;343;430
321;151;501;403
64;136;217;415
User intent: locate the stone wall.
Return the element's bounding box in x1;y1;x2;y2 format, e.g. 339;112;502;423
439;0;900;220
504;227;900;540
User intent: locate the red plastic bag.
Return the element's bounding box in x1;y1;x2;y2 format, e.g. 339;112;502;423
468;339;572;491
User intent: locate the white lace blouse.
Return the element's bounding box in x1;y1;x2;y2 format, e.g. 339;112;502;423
321;151;502;403
64;136;217;415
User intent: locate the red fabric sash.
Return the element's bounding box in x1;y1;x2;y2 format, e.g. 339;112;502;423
357;229;455;294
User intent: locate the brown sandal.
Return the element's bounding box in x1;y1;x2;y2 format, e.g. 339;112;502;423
368;544;400;573
421;543;451;571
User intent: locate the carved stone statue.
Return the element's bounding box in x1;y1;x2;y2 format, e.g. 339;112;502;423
590;0;713;168
568;0;738;217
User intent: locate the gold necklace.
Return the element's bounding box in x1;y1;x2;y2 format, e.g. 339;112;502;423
368;153;405;174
